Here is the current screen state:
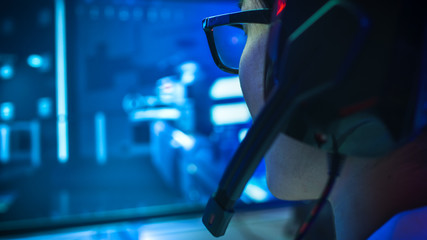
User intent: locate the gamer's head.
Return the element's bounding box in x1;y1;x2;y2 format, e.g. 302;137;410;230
239;0;332;201
204;0;427;238
238;0;427;201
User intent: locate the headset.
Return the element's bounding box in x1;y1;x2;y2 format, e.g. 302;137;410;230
203;0;427;238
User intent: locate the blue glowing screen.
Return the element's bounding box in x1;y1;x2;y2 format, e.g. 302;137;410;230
0;0;276;235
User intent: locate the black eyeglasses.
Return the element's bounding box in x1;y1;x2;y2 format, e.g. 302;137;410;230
202;9;272;74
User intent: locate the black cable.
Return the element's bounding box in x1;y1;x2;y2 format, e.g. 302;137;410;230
294;136;345;240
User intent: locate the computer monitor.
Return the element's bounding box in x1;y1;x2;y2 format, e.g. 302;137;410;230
0;0;279;237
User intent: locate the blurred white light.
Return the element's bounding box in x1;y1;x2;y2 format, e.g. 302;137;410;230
28;54;43;68
161;82;174;94
211;103;251;125
58;119;68;163
131;108;181;121
210;76;243;100
239;128;249;142
180;62;197;73
139;231;155;240
0;102;14;121
153;121;165;136
170;139;180;148
157;76;185;105
181;72;195;85
179;62;198;85
172;130;195;151
0;65;13;79
244;183;268;202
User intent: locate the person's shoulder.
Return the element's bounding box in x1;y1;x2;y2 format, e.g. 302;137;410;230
368;206;427;240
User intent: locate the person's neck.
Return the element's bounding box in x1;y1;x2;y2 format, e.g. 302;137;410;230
328;143;427;240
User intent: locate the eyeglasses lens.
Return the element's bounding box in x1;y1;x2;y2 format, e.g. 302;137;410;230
212;25;247;70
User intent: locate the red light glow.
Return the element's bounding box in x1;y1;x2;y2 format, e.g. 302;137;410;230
276;0;286;16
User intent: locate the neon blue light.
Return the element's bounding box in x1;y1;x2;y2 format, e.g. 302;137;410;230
27;54;43;68
211;102;251;125
30;121;41;167
95;112;107;164
210;76;243;100
38;97;52;118
0;65;13;79
0;102;14;121
0;125;10;163
56;0;68;163
57;119;68;163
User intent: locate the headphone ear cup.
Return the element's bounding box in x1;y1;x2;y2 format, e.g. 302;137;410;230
321;114;397;158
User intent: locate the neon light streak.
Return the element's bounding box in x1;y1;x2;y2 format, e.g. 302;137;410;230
30;121;41;167
57;119;68;162
0;125;10;163
56;0;68;163
95;112;107;164
211;102;251;125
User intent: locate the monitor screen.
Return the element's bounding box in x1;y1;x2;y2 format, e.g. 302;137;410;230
0;0;277;236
